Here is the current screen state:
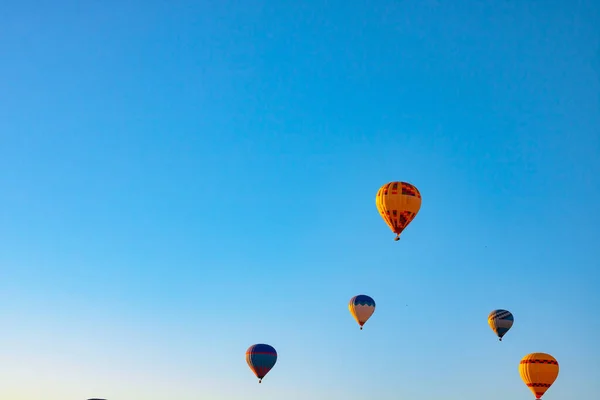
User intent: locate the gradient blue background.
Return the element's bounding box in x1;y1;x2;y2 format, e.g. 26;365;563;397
1;1;599;399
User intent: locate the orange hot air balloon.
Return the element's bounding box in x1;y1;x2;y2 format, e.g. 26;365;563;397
519;353;559;399
376;181;422;241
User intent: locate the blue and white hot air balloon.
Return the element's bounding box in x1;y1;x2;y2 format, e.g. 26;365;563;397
349;295;376;330
487;309;514;341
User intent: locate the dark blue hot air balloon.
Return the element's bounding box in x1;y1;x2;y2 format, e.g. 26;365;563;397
246;344;277;383
487;309;514;341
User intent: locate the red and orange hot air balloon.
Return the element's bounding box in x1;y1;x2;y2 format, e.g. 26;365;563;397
376;181;422;241
519;353;559;399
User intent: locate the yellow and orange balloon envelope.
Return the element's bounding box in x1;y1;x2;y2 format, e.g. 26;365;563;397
348;295;376;330
376;181;422;241
519;353;559;399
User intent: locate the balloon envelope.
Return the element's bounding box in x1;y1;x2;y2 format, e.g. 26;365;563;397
519;353;559;399
246;344;277;383
376;181;422;240
488;309;514;341
349;294;376;329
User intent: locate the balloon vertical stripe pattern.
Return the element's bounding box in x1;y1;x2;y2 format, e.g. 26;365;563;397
519;353;559;399
349;295;376;330
246;344;277;383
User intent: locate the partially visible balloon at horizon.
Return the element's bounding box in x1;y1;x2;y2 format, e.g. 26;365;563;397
348;294;376;330
488;309;514;341
246;344;278;383
519;352;559;399
375;181;422;241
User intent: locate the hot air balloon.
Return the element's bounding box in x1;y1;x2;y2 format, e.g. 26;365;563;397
519;353;559;399
488;309;514;341
246;344;277;383
376;181;422;241
349;295;376;330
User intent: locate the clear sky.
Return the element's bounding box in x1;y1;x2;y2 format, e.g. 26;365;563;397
1;1;599;399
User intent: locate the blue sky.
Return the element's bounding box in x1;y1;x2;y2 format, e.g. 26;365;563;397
1;0;599;399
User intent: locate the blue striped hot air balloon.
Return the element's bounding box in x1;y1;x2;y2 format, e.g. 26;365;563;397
488;309;514;341
349;294;376;330
246;344;277;383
